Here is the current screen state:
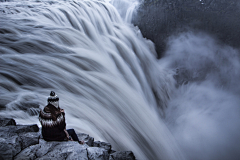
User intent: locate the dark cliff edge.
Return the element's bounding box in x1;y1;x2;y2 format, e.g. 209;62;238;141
133;0;240;58
0;118;135;160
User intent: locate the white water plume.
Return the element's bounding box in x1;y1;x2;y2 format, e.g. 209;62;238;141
161;32;240;160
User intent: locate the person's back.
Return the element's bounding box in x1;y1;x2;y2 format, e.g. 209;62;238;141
39;91;83;144
39;102;67;141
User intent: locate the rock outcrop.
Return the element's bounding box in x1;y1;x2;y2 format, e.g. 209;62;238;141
0;118;135;160
133;0;240;58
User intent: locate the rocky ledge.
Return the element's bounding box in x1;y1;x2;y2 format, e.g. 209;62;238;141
0;118;135;160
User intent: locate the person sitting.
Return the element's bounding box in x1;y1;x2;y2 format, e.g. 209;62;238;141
39;91;84;144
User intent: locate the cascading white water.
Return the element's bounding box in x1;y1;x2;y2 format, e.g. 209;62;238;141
0;0;183;159
1;0;240;159
109;0;142;23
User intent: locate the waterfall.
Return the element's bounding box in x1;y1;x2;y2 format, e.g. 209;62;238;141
0;0;183;159
110;0;142;23
1;0;240;159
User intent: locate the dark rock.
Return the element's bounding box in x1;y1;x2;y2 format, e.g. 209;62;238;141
99;142;112;153
87;147;109;160
14;139;89;160
110;150;116;154
94;141;101;147
0;135;21;160
109;151;136;160
77;133;94;147
93;141;112;153
0;118;135;160
133;0;240;58
0;124;39;159
0;124;39;135
13;143;41;160
19;132;40;150
0;118;16;127
0;125;39;138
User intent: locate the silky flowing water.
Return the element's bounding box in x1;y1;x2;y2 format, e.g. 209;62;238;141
0;0;240;159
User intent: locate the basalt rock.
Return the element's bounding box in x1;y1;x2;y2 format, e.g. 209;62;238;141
87;147;109;160
0;118;16;127
0;135;22;160
0;118;135;160
0;124;40;160
109;151;136;160
18;132;40;150
93;141;112;153
15;139;89;160
77;133;94;147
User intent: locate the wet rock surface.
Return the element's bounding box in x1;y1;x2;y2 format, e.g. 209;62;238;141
0;119;40;160
0;118;135;160
0;118;16;126
109;151;136;160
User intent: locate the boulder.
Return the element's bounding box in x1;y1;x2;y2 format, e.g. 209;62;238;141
77;133;94;147
87;147;109;160
0;118;16;127
99;142;112;153
93;141;111;153
0;135;21;160
19;132;40;150
0;124;39;136
0;124;39;160
13;143;41;160
0;118;136;160
94;140;101;147
109;151;136;160
15;139;89;160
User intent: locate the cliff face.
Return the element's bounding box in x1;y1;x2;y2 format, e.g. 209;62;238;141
133;0;240;58
0;118;135;160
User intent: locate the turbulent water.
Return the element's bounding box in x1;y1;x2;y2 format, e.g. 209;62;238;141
1;0;240;159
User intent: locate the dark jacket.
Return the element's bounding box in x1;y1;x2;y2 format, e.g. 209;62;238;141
39;104;67;141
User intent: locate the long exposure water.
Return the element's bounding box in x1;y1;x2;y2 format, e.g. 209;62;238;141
0;0;240;159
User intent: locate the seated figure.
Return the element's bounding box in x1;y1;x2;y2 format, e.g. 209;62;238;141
39;91;83;144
